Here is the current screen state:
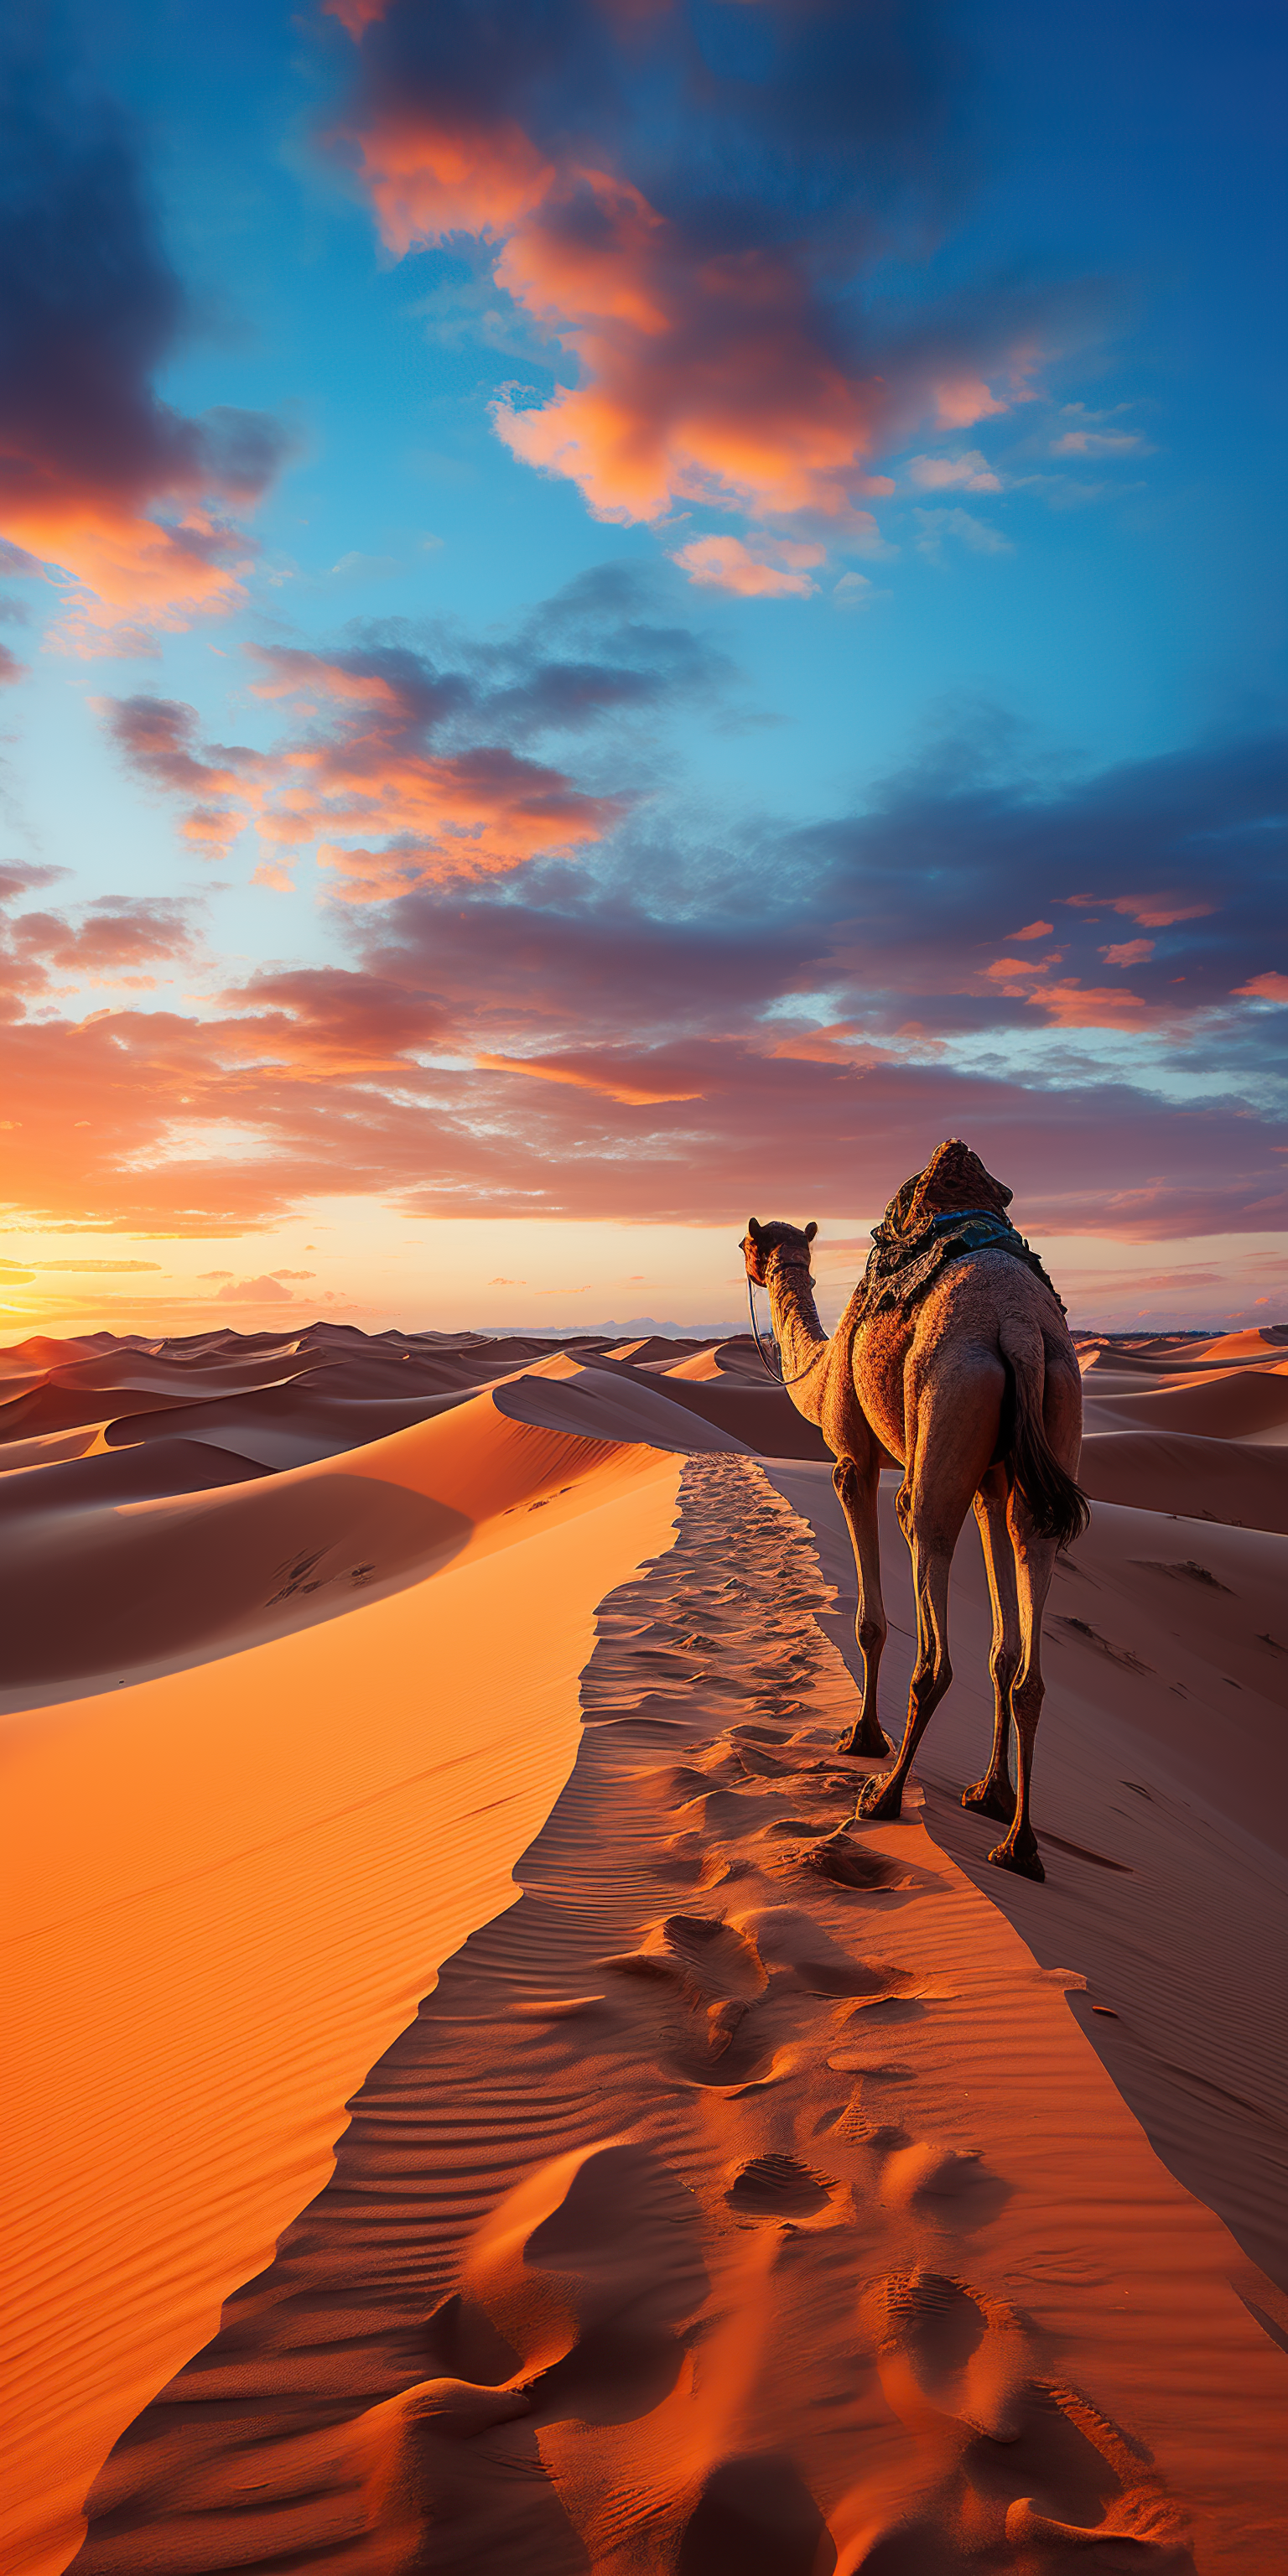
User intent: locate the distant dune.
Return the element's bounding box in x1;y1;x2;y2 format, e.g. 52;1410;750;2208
3;1321;1285;2572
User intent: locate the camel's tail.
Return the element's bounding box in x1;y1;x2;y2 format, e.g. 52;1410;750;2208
1000;1322;1089;1549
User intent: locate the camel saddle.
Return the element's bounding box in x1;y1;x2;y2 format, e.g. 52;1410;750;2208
842;1139;1063;1334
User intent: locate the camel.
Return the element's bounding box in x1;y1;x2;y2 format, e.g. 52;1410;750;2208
740;1140;1088;1883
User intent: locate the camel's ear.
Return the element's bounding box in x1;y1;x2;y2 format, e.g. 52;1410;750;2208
804;1220;818;1242
747;1216;763;1240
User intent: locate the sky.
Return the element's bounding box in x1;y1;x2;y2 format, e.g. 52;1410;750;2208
0;0;1285;1340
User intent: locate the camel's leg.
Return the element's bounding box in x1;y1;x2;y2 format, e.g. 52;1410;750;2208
854;1488;961;1822
987;1502;1060;1882
961;1464;1020;1824
832;1455;890;1758
854;1346;1000;1826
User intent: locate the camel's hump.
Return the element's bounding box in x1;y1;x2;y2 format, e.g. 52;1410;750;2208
886;1139;1013;1239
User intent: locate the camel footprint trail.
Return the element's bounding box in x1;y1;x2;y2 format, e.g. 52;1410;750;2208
74;1454;1285;2573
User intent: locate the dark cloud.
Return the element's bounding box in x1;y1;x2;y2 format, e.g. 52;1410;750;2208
347;724;1288;1082
333;0;969;257
0;33;293;636
788;728;1288;1038
102;697;243;797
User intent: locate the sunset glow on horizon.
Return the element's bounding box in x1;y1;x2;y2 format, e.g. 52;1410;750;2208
2;1;1284;1338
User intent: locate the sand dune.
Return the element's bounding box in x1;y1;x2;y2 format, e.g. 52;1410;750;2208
1078;1428;1288;1532
501;1350;834;1460
3;1379;683;2576
1068;1332;1288;1530
0;1322;616;1445
1082;1366;1288;1441
4;1320;1287;2572
1168;1328;1288;1363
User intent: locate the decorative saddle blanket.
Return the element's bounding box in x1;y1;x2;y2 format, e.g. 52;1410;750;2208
839;1138;1063;1339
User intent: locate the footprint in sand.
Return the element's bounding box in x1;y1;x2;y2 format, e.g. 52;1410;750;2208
833;2493;1192;2573
600;1912;776;2083
792;1953;916;2000
662;1911;768;1995
678;2451;831;2576
761;1825;908;1889
657;1828;738;1890
601;1910;766;1998
877;2137;1005;2224
731;1902;903;1986
840;2285;1195;2568
335;2376;541;2576
1005;2486;1193;2562
803;1839;914;1891
453;2139;706;2421
862;2266;1036;2442
726;2153;837;2221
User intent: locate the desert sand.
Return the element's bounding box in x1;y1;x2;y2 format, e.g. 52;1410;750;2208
3;1320;1286;2571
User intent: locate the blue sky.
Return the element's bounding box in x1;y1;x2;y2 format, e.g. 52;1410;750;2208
1;0;1284;1334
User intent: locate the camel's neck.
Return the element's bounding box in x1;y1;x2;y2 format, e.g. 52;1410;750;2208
765;1254;829;1415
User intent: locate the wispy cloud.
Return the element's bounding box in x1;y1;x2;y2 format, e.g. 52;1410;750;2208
913;506;1011;558
905;450;1001;491
1052;429;1152;457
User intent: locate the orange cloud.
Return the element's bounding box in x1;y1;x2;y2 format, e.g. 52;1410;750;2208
1067;890;1217;928
286;737;619;900
340;111;553;255
933;377;1008;428
101;696;257;856
5;502;258;648
1024;979;1155;1029
1234;971;1288;1003
5;720;1284;1255
669;535;823;596
490;171;900;524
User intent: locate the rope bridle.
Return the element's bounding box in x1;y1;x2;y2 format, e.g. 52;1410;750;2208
745;1251;828;1389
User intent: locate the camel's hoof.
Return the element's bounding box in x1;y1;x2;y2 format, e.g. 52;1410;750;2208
962;1778;1015;1826
854;1771;903;1822
988;1837;1045;1883
838;1725;891;1760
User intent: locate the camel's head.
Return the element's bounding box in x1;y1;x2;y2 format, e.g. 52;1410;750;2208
741;1215;818;1287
